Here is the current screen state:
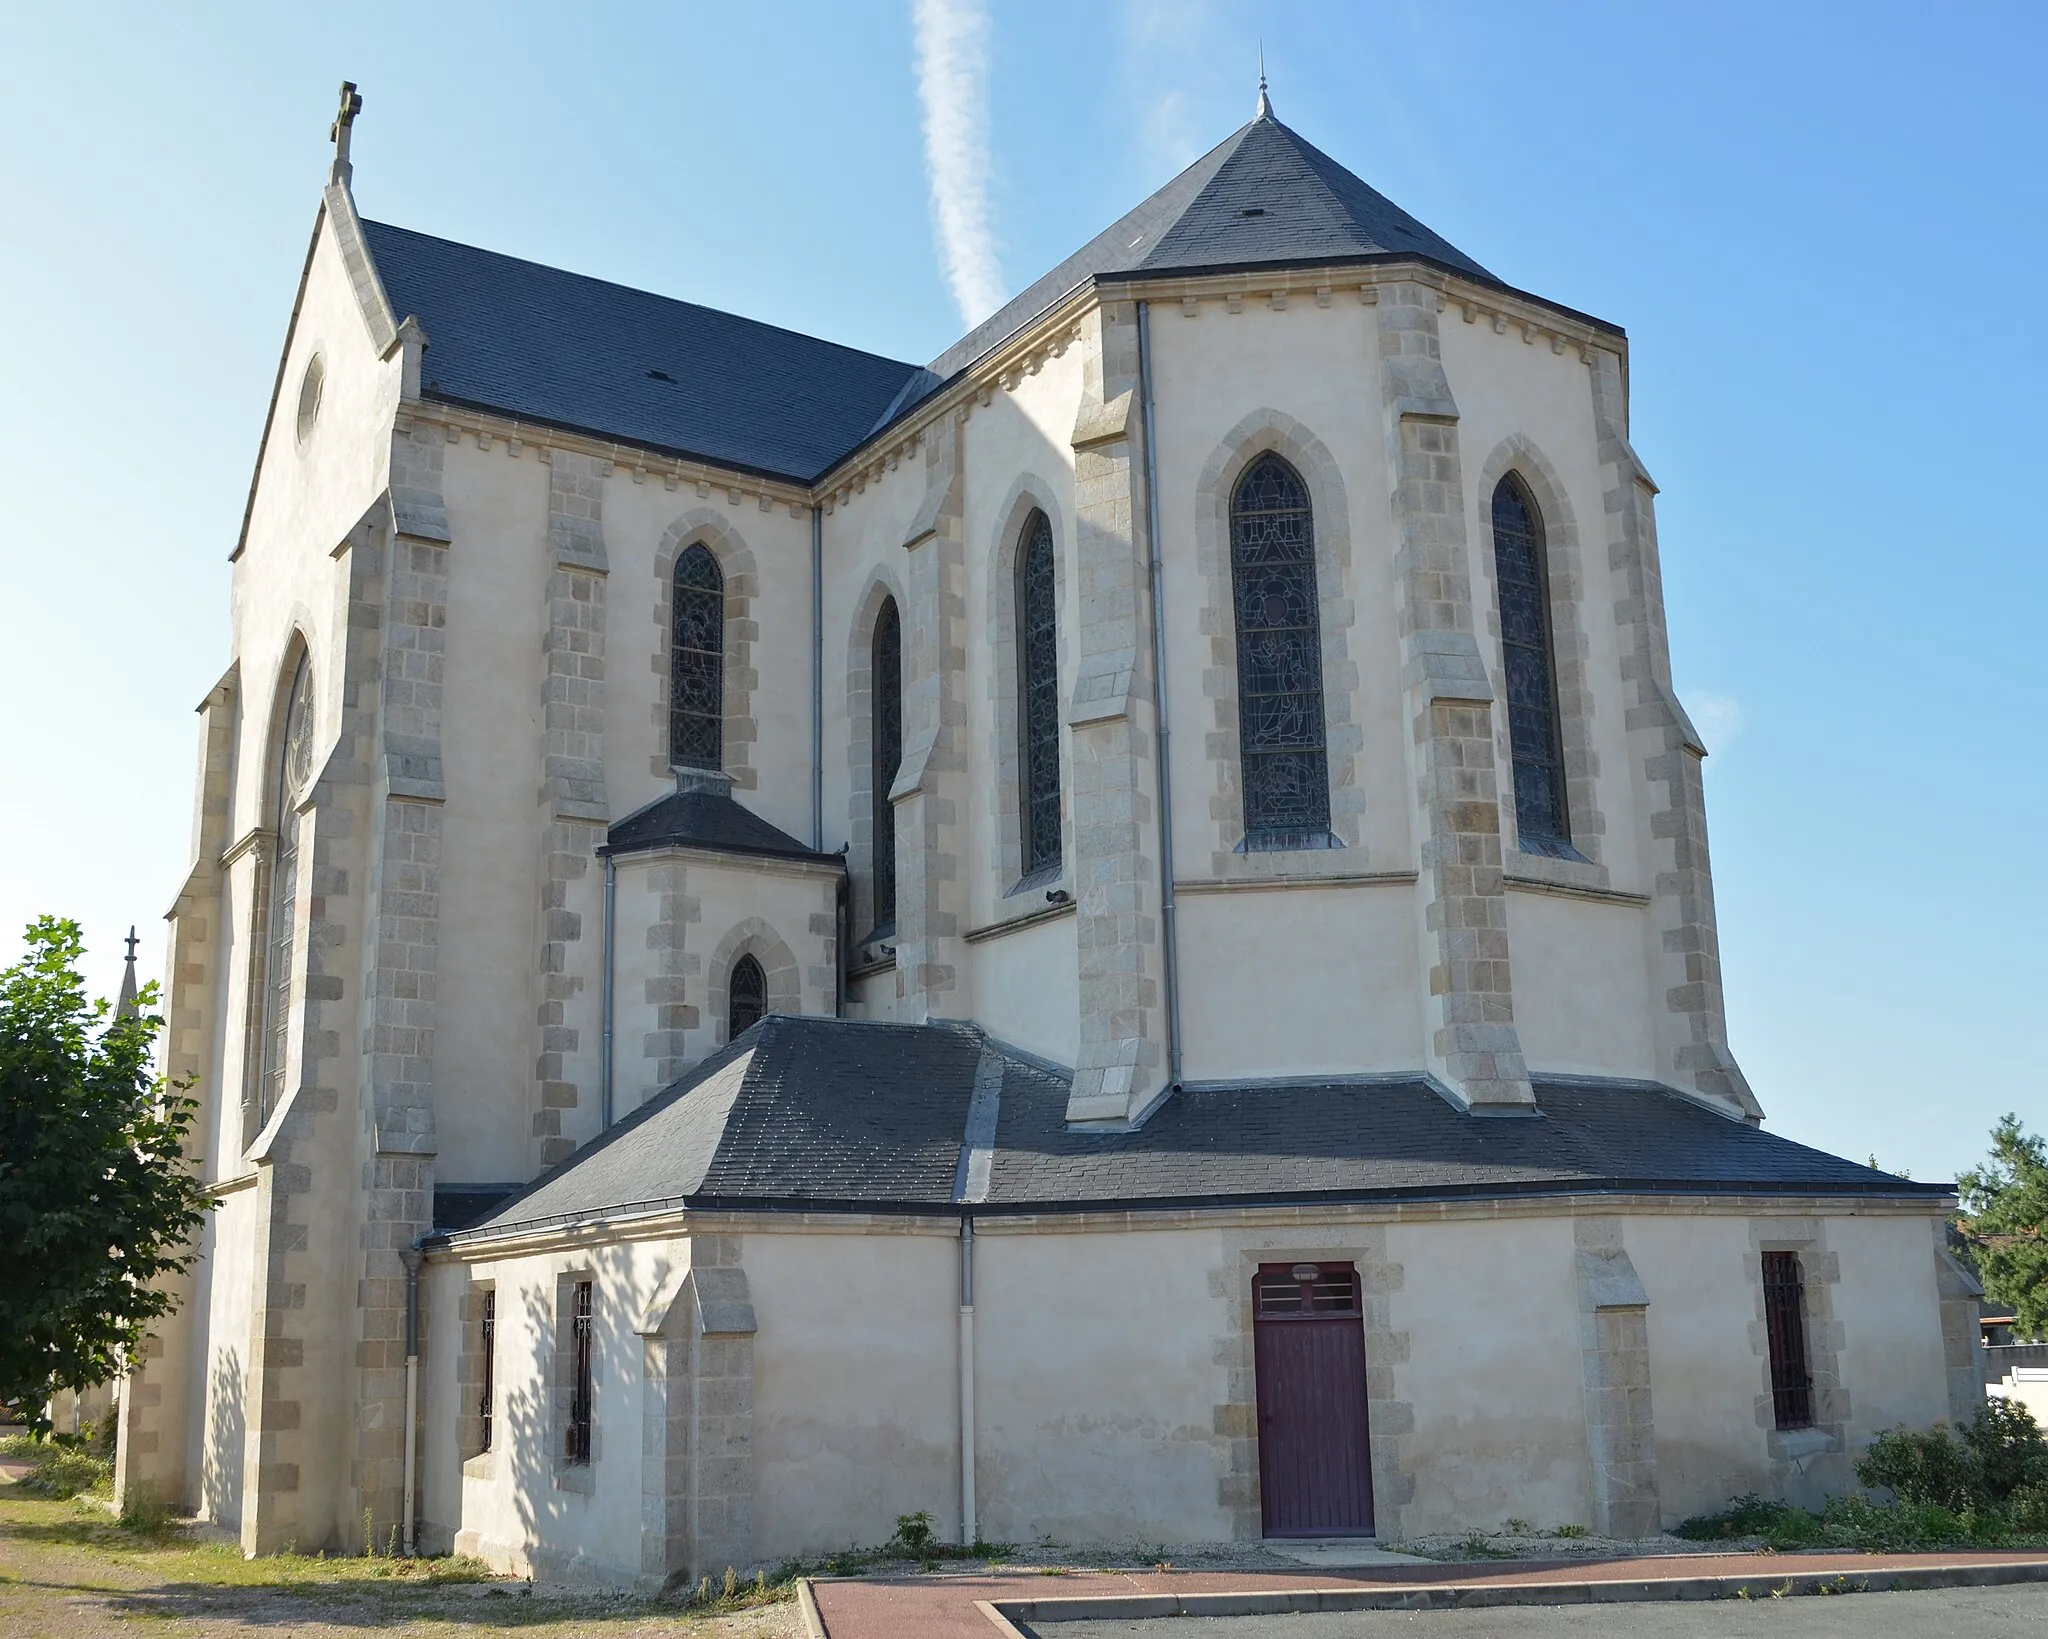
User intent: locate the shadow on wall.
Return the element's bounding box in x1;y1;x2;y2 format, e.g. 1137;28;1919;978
201;1347;244;1526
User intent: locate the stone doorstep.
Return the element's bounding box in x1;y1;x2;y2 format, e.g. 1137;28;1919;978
969;1556;2048;1631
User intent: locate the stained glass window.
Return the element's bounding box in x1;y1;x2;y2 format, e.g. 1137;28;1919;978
1490;477;1570;851
257;651;313;1126
1230;454;1330;844
669;543;723;770
870;599;902;935
728;954;766;1039
1016;511;1062;878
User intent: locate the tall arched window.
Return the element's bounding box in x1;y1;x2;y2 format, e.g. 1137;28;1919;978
728;954;766;1039
1490;476;1570;852
257;651;314;1125
1230;454;1329;846
670;543;723;770
870;598;902;935
1016;510;1062;880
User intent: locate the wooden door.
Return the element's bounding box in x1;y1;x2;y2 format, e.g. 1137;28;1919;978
1253;1262;1374;1537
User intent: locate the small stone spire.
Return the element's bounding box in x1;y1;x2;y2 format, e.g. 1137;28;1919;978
329;80;363;188
116;926;139;1022
1256;45;1273;119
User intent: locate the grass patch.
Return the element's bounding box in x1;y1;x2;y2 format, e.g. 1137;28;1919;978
0;1433;113;1500
1673;1490;2048;1553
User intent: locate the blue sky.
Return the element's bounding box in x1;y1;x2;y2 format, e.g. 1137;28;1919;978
2;2;2041;1182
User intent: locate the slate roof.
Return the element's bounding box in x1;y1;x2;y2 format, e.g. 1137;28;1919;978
360;220;929;484
926;107;1499;382
603;787;841;865
352;107;1526;482
444;1017;1947;1241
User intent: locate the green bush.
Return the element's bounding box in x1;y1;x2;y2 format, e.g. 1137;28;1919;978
2012;1485;2048;1535
1964;1398;2048;1502
7;1440;113;1499
1857;1400;2048;1513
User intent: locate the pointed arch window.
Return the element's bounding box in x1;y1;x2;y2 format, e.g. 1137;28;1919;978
256;651;314;1126
670;543;723;770
1016;510;1062;880
870;598;903;935
1230;454;1331;847
1490;476;1570;853
728;954;766;1040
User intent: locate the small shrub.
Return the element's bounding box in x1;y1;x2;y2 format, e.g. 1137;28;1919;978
118;1480;171;1534
10;1442;113;1500
893;1510;935;1554
2011;1484;2048;1535
1503;1516;1532;1535
1549;1523;1588;1539
1856;1423;1978;1510
1674;1494;1786;1540
1965;1398;2048;1504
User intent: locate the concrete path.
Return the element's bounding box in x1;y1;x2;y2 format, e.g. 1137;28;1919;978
1041;1582;2048;1637
805;1552;2048;1639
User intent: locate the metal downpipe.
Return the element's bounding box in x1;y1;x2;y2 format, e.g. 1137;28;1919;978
599;852;616;1130
958;1215;976;1546
1135;300;1184;1091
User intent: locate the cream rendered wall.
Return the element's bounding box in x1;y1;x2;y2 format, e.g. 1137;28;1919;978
1176;887;1420;1079
434;442;549;1183
973;1225;1231;1544
966;914;1079;1065
1506;893;1657;1079
745;1230;962;1557
957;349;1083;923
446;1235;685;1583
1827;1214;1951;1447
607;849;838;1116
191;1182;258;1526
1388;1215;1590;1532
600;484;816;840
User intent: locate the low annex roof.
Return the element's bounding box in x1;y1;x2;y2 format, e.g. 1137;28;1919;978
443;1017;1947;1243
601;786;841;865
350;106;1520;487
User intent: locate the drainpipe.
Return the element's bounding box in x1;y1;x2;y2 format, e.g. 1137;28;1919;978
1134;300;1184;1090
400;1242;423;1557
811;504;825;852
599;851;617;1130
958;1215;977;1547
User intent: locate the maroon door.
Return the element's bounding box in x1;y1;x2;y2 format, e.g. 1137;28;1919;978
1253;1262;1374;1537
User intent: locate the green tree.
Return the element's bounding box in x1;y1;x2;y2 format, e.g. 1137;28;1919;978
1959;1114;2048;1340
0;918;214;1425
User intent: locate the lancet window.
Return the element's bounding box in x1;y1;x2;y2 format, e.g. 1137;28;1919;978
255;650;314;1127
1490;476;1570;852
1016;510;1062;880
670;542;723;770
728;954;766;1039
870;599;902;935
1230;454;1330;846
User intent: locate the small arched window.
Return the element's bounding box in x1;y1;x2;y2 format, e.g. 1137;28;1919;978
1230;454;1330;846
1016;510;1062;880
670;543;723;770
728;954;766;1039
257;650;315;1125
1490;476;1570;852
870;599;903;934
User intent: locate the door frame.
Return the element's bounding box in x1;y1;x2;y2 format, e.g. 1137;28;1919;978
1251;1259;1376;1539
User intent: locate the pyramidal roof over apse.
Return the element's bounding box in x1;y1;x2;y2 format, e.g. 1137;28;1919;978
351;95;1501;485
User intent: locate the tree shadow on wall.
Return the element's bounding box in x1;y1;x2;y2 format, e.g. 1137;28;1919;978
201;1345;244;1526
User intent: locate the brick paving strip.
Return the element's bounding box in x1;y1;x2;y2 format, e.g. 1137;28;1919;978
804;1553;2048;1639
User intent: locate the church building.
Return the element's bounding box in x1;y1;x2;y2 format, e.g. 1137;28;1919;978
115;81;1982;1581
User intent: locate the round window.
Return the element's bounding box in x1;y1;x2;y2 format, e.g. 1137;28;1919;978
295;354;325;445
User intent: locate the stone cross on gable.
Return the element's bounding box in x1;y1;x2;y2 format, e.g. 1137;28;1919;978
329;80;363;187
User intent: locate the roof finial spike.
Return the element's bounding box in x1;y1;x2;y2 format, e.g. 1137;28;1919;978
328;80;362;189
1256;44;1273;119
116;926;140;1022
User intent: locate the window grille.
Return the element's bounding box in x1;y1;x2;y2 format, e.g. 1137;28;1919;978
1016;510;1062;879
1762;1251;1814;1429
1490;477;1570;852
257;653;314;1126
1230;455;1330;846
669;543;724;770
1255;1264;1361;1318
566;1279;594;1465
728;954;766;1039
478;1289;496;1454
870;599;902;934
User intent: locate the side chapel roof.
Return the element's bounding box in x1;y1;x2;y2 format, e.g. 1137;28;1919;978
442;1016;1947;1242
352;105;1521;486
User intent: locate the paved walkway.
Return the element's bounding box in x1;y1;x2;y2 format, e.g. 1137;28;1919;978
806;1552;2048;1639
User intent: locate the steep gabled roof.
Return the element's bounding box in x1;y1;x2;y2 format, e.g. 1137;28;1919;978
443;1017;1945;1241
925;106;1498;380
361;220;928;484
